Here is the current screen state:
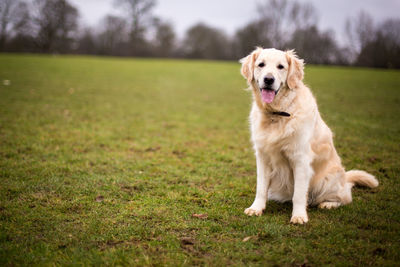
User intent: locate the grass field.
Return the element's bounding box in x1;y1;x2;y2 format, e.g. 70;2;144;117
0;54;399;266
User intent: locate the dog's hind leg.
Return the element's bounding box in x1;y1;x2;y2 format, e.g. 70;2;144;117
316;174;353;209
310;169;350;209
318;201;341;209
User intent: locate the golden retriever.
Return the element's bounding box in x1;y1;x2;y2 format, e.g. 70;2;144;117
240;47;378;224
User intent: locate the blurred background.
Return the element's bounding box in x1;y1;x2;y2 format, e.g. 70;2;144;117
1;0;399;68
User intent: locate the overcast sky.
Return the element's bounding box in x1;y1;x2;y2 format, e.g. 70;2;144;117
69;0;400;45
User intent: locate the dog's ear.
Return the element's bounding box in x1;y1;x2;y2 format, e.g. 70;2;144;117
286;50;304;89
240;47;262;84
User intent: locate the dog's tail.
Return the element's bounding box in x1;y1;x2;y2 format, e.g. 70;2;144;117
345;170;378;188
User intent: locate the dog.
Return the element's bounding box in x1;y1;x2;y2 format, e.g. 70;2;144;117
240;47;378;224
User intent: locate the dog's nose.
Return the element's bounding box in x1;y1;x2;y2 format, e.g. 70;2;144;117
264;75;275;85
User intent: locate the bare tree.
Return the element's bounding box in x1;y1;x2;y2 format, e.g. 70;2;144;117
257;0;288;48
233;19;272;58
151;18;175;57
97;15;128;56
33;0;79;53
0;0;16;48
114;0;156;56
290;1;318;30
257;0;318;48
182;23;231;60
378;19;400;47
0;0;30;50
76;27;97;55
286;26;342;64
356;19;400;68
345;10;374;58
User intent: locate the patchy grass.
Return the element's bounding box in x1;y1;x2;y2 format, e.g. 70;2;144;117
0;54;399;266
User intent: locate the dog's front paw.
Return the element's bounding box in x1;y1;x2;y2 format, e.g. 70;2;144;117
244;207;264;216
290;214;308;224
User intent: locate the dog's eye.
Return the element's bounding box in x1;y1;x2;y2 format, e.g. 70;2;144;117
258;62;265;68
277;64;284;69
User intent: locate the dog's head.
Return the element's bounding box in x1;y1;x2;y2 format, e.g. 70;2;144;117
240;48;304;106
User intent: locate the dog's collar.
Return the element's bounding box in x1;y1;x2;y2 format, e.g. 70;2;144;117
270;111;291;117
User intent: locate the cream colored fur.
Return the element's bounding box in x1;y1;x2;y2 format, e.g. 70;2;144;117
240;48;378;224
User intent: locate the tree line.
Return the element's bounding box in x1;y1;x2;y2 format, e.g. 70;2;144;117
1;0;399;68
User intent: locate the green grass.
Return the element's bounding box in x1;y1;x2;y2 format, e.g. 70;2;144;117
0;54;399;266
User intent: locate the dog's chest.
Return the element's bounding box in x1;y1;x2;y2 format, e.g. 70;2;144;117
251;116;295;153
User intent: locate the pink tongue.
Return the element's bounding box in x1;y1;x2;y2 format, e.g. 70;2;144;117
261;90;275;103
